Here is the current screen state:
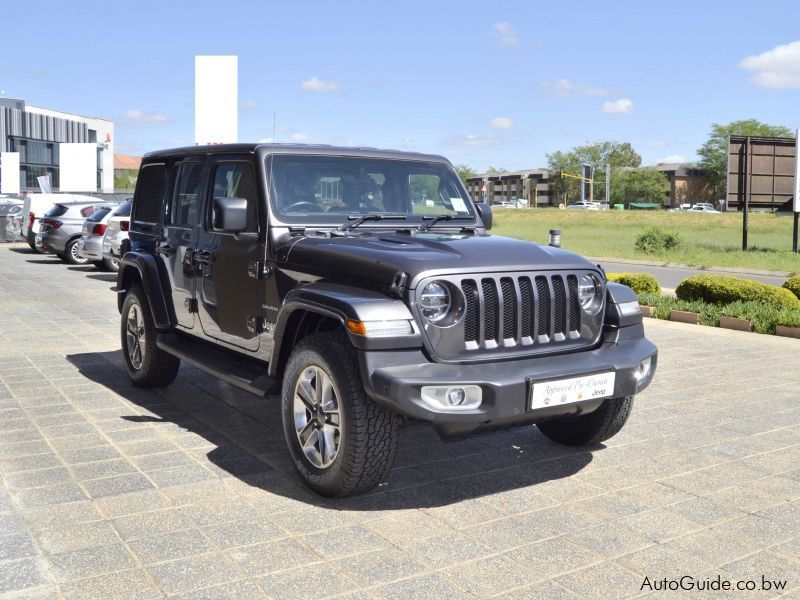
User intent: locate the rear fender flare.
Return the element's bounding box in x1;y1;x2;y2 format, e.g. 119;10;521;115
117;252;176;330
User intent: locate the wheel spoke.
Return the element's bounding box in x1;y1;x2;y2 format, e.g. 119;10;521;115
296;418;315;442
297;379;316;411
321;427;336;463
302;427;319;450
313;367;325;407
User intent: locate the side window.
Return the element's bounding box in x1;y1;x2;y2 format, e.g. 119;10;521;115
133;163;166;223
409;173;467;215
210;163;258;232
170;162;203;227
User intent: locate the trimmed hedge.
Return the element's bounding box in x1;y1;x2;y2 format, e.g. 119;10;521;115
675;275;800;310
784;275;800;300
606;272;661;295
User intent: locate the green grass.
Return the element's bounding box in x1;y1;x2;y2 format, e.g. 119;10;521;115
492;208;800;273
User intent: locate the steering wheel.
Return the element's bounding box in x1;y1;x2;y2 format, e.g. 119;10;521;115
283;201;318;213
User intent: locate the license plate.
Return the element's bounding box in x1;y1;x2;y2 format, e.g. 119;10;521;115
530;372;616;410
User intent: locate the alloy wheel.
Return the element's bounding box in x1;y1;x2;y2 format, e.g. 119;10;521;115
70;242;89;264
126;304;146;370
293;365;342;468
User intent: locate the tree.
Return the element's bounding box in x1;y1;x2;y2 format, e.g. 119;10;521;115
698;120;793;196
611;168;669;205
455;164;478;184
485;166;509;174
546;141;642;204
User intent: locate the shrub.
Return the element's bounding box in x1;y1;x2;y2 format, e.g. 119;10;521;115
634;226;681;254
784;275;800;300
606;272;661;295
719;301;800;334
675;275;800;310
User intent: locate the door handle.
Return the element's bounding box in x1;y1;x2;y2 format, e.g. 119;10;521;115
157;243;175;257
193;250;214;265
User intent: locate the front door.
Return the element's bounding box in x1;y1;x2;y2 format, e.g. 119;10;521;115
162;160;205;329
195;158;263;352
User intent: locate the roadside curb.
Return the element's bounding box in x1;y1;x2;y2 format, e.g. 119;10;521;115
590;256;792;279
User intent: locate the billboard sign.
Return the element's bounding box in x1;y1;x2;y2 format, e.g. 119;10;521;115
0;152;20;194
581;164;593;201
59;143;97;192
195;55;238;145
795;129;800;213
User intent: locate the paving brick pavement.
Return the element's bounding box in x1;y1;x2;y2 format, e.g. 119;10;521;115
0;243;799;598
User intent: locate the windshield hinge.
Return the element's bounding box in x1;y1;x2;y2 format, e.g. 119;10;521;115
248;261;273;280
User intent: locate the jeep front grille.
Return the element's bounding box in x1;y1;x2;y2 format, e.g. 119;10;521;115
460;274;581;350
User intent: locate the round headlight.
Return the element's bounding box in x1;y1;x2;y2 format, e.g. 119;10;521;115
579;275;600;311
420;281;451;322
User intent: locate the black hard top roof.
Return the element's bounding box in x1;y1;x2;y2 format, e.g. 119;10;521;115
142;143;451;164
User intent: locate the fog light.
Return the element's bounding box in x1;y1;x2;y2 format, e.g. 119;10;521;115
421;385;482;411
634;357;652;382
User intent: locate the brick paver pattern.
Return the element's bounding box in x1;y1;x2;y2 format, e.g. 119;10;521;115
0;243;799;599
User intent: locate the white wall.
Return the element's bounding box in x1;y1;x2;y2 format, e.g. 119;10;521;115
0;152;20;194
59;143;97;192
195;55;238;145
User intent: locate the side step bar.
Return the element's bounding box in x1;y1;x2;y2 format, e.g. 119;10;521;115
156;333;280;397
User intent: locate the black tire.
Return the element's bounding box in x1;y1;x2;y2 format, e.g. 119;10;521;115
27;241;38;252
64;238;89;265
536;396;634;446
282;331;400;497
121;285;180;388
55;253;66;261
103;257;120;272
92;261;106;271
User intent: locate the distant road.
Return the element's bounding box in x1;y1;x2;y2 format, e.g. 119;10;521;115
595;260;788;291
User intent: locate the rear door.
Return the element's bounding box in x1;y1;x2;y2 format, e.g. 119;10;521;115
163;159;206;329
195;157;263;352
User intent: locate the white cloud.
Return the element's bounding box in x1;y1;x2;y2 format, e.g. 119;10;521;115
122;109;168;123
490;116;514;129
257;137;273;143
601;98;634;115
656;154;685;164
540;79;609;98
290;132;310;142
648;140;666;148
300;77;340;93
454;134;501;147
242;99;258;111
740;40;800;88
489;22;518;46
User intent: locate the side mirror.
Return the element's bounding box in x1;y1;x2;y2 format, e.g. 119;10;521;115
475;202;493;230
212;197;248;232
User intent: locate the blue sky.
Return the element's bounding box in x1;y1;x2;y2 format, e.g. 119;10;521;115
1;0;799;171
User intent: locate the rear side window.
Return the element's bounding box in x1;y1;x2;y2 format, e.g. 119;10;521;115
170;163;203;227
114;201;132;217
134;164;166;223
45;204;68;218
80;206;96;218
86;207;111;222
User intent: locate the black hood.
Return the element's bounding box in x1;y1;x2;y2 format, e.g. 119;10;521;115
279;231;599;288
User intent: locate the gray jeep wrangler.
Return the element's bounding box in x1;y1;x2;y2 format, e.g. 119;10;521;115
117;144;657;497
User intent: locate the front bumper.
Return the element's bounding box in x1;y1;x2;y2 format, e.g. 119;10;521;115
359;324;657;438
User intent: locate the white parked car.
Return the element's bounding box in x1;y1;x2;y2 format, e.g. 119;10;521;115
76;204;122;270
101;200;132;272
687;204;720;214
20;193;100;251
568;201;600;210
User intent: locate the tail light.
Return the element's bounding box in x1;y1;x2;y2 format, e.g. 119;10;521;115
28;212;35;228
41;218;62;229
120;220;130;232
91;224;108;236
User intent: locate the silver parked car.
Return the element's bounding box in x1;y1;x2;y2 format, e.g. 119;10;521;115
76;204;121;270
36;202;102;264
101;200;132;272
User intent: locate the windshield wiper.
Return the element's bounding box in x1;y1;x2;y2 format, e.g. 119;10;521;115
338;214;408;232
418;214;474;231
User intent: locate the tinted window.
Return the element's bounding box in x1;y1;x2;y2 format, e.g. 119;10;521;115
80;206;96;218
114;201;132;217
211;163;258;232
45;204;68;218
170;163;203;227
134;164;166;223
86;207;112;222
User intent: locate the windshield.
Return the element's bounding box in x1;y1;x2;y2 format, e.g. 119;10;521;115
114;201;132;217
86;207;112;222
268;155;476;225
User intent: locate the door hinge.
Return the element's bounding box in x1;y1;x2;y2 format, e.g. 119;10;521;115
248;261;273;280
247;316;266;334
184;298;198;313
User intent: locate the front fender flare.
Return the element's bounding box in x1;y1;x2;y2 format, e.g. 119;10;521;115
117;252;176;330
268;282;422;377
